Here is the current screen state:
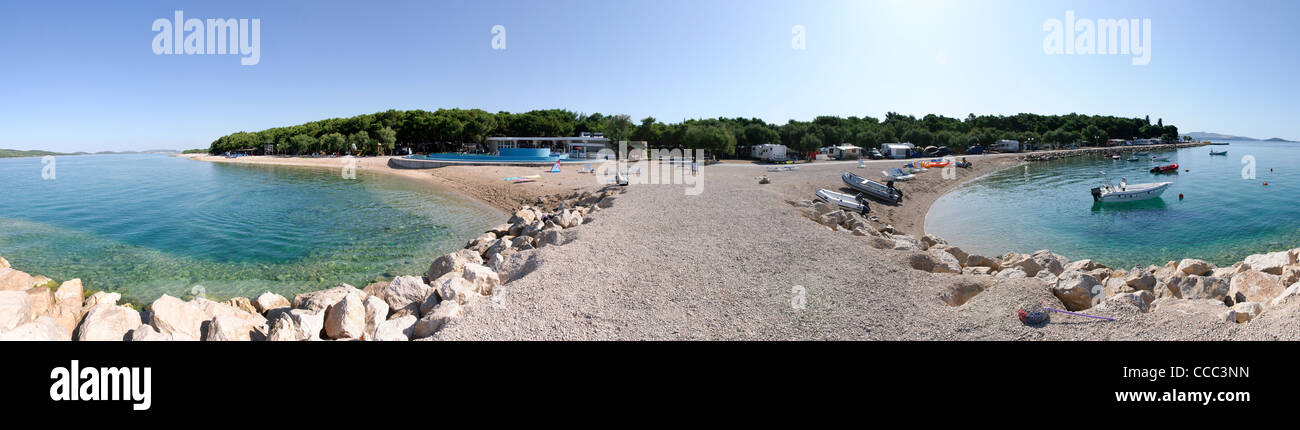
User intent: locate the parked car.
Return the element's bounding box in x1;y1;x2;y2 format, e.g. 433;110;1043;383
964;145;984;155
867;148;885;159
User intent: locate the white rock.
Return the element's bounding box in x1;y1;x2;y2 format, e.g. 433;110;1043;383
372;315;418;341
49;279;83;335
128;325;173;341
362;295;389;340
0;316;69;341
380;275;432;315
324;291;366;340
267;309;325;341
1243;251;1294;275
292;284;364;313
461;263;501;295
75;304;142;341
0;268;36;291
1231;302;1263;323
205;314;265;341
0;290;31;332
428;249;485;280
1229;270;1287;304
147;294;208;341
253;291;291;314
412;300;462;339
1176;259;1214;276
432;271;476;307
1030;250;1069;276
1269;283;1300;306
1052;271;1101;311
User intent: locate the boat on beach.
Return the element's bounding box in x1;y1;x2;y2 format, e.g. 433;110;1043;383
1090;172;1172;203
841;171;903;204
816;189;870;213
881;168;915;181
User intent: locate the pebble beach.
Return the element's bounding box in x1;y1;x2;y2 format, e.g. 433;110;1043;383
5;146;1300;341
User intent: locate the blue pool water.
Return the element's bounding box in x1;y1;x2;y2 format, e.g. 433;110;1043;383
0;154;500;304
926;141;1300;268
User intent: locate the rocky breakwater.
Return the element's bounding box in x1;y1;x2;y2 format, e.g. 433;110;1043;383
0;186;626;341
795;199;1300;326
1019;142;1207;162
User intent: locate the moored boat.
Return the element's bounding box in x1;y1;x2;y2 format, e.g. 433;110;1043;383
1090;172;1172;203
1149;163;1179;174
842;171;903;204
1209;149;1228;156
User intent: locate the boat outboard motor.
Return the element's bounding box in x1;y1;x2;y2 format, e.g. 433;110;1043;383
1090;187;1102;202
854;194;870;215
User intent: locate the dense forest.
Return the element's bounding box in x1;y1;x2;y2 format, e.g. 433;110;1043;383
207;108;1181;157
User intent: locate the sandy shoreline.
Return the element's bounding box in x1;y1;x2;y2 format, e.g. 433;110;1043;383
180;154;608;215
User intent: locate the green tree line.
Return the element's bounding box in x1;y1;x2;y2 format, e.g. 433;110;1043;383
209;109;1179;157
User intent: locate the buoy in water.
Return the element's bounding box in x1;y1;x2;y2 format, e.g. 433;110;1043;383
1263;182;1269;186
1179;193;1184;199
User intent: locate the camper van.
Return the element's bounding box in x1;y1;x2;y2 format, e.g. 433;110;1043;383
751;144;790;162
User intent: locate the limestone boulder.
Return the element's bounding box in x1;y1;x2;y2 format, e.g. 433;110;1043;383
292;284;363;313
1230;302;1263;323
1002;253;1042;277
412;300;462;339
0;316;70;341
205;314;266;341
1064;259;1107;273
147;294;209;341
963;254;1001;271
994;267;1029;279
267;309;325;341
1051;271;1102;311
938;279;989;306
1031;250;1069;276
1243;251;1293;275
380;275;432;315
0;290;32;332
1125;267;1157;291
1176;259;1215;276
253;291;291;314
0;267;36;291
75;304;142;341
128;325;173;341
25;287;54;319
428;249;485;280
222;297;259;315
49;279;83;335
324;291;366;340
1164;275;1231;301
461;263;501;295
1229;270;1287;304
1268;283;1300;306
1149;298;1232;323
1105;291;1152;313
362;295;389;340
372;314;418;341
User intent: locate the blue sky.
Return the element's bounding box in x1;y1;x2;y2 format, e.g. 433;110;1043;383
2;0;1298;152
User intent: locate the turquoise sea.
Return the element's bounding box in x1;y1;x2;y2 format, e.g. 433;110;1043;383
926;140;1300;268
0;154;499;304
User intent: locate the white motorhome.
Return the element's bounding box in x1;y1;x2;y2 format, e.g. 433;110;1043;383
752;144;789;162
880;143;915;159
996;139;1021;152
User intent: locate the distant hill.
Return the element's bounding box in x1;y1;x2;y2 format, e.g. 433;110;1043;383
0;149;84;158
1183;131;1294;142
1;148;179;158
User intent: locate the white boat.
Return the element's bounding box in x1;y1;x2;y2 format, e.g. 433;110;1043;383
842;172;903;204
816;189;869;213
1090;172;1171;203
881;168;915;181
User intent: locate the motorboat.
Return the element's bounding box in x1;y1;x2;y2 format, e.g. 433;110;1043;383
1209;149;1228;156
816;189;869;213
1090;172;1172;203
882;168;915;181
842;172;903;204
1149;163;1179;174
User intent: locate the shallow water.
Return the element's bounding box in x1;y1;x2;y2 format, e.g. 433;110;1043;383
926;141;1300;268
0;154;499;304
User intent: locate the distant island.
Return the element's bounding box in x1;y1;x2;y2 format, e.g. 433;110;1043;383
0;149;180;158
1182;131;1294;142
